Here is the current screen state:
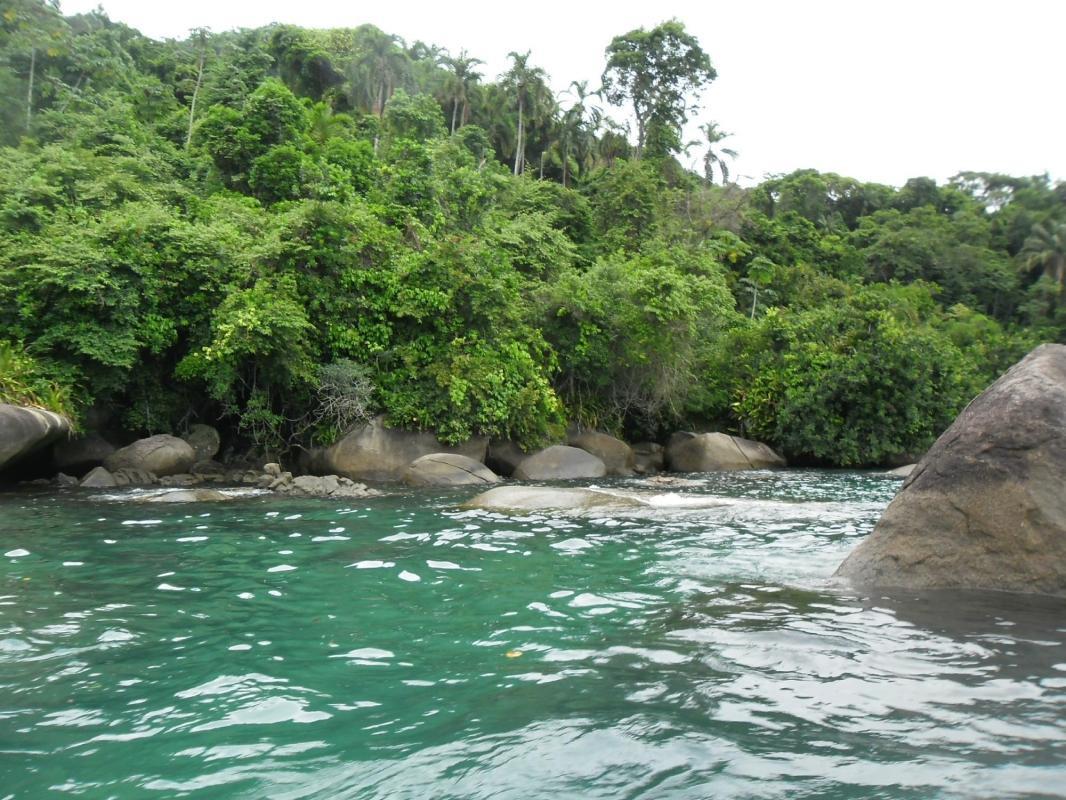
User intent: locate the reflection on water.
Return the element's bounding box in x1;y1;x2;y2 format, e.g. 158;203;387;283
0;471;1064;799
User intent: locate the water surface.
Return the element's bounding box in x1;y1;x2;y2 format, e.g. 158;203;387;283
2;471;1064;798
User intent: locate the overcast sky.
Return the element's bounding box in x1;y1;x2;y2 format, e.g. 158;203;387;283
61;0;1064;187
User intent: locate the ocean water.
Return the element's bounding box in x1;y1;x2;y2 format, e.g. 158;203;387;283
1;471;1064;799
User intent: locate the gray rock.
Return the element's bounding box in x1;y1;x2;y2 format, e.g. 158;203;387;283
55;472;79;487
311;416;488;481
182;424;221;461
104;434;196;477
158;473;202;487
666;432;785;472
463;485;648;512
403;453;500;487
191;460;227;480
567;430;635;476
80;466;117;488
263;462;283;478
485;439;529;477
52;432;115;475
632;442;665;474
282;473;377;498
835;344;1066;596
138;488;231;503
268;472;293;490
513;445;607;480
112;468;158;487
885;464;916;478
0;404;71;472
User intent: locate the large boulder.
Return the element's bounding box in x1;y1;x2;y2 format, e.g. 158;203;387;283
0;404;70;473
182;424;221;462
463;485;648;512
312;416;488;482
403;453;500;487
666;432;785;472
52;432;115;475
103;434;196;477
513;445;607;480
567;430;635;476
835;344;1066;596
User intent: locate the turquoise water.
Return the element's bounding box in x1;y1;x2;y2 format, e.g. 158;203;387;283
1;471;1065;799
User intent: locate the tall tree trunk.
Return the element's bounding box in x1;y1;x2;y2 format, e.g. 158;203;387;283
539;150;545;180
513;97;524;176
451;98;459;135
185;46;206;150
25;47;36;132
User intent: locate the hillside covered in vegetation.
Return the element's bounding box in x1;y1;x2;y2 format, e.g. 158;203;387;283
1;0;1064;466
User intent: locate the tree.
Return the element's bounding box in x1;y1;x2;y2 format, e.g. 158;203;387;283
501;50;551;176
441;49;483;134
347;25;409;117
1021;220;1066;296
698;120;736;184
184;27;209;149
601;20;716;160
307;100;352;146
558;80;601;187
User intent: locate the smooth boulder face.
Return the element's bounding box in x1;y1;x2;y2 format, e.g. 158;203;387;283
182;424;221;462
463;485;647;512
103;434;196;477
403;453;500;487
666;432;785;472
567;430;635;476
80;466;118;488
0;404;71;473
835;344;1066;596
313;416;488;482
513;445;607;480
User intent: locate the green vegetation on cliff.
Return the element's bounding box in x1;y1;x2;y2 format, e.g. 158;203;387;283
1;1;1063;464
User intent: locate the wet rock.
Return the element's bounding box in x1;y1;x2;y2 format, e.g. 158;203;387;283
190;460;226;481
276;473;377;498
836;344;1066;596
666;432;785;472
80;466;117;488
403;453;499;487
567;430;635;476
137;488;231;503
158;473;202;487
0;404;71;472
55;472;79;487
885;464;916;478
513;445;607;480
181;424;221;462
104;434;196;477
632;442;665;474
311;416;488;481
112;468;158;487
463;485;648;512
263;462;283;478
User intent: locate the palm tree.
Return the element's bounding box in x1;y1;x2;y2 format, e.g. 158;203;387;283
347;26;409;117
441;49;483;134
699;121;738;184
1022;220;1066;294
558;80;601;187
501;51;550;176
307;101;352;146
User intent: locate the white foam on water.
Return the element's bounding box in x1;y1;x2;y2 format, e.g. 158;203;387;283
347;560;395;569
267;564;296;573
4;549;30;558
122;519;162;526
177;536;208;543
398;570;421;582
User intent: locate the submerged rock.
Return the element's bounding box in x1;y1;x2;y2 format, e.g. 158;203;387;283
104;435;196;477
403;453;499;487
567;430;635;476
312;416;487;482
0;404;71;473
137;488;232;503
836;344;1066;596
666;432;785;472
463;485;648;512
513;445;607;480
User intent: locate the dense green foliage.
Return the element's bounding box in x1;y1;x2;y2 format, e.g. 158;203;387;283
0;3;1062;464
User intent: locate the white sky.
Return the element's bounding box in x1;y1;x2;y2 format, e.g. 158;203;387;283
61;0;1064;188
